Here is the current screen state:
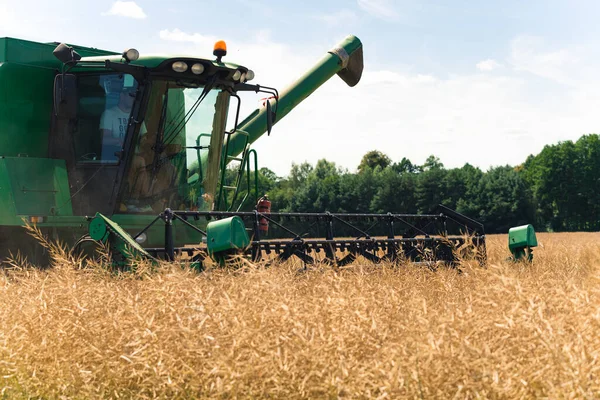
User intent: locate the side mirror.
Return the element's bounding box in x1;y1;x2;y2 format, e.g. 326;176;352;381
266;100;274;136
53;74;78;119
53;43;81;65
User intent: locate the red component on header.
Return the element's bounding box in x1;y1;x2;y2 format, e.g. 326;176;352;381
256;196;271;234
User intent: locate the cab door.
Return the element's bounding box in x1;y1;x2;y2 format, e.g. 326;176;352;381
49;73;143;216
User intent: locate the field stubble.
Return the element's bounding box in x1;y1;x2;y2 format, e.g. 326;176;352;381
1;232;600;398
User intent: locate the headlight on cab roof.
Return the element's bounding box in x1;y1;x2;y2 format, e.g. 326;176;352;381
246;70;255;81
232;70;241;81
123;48;139;62
172;61;188;72
191;63;205;75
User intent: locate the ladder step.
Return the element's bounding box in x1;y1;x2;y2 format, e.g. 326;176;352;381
227;156;244;162
223;185;237;190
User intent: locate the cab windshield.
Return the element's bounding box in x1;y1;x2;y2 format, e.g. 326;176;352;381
118;79;228;213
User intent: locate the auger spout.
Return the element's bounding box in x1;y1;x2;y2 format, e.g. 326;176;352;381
226;35;363;160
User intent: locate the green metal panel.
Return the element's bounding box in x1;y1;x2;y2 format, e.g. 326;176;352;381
508;224;537;251
0;62;55;157
91;213;153;258
206;216;249;256
5;158;56;215
0;157;72;225
1;38;62;66
0;158;19;225
0;37;117;65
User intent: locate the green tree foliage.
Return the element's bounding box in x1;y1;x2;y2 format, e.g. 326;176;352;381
392;157;421;174
422;155;444;171
523;134;600;231
371;167;418;213
229;134;600;233
296;159;342;212
357;150;392;173
267;162;313;212
462;166;535;233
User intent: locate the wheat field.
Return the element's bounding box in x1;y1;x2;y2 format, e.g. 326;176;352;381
1;232;600;398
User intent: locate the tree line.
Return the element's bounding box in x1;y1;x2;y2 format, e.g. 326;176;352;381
228;134;600;233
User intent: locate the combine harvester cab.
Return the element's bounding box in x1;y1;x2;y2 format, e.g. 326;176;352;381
0;35;486;268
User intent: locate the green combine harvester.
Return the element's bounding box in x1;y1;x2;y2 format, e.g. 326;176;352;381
0;35;486;267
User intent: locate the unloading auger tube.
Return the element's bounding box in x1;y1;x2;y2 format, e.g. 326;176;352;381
205;35;364;164
88;205;487;268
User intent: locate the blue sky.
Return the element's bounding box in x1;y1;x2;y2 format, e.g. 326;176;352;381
2;0;599;175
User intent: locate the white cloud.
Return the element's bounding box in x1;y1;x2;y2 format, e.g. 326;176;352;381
295;68;597;173
476;59;502;71
0;4;29;36
102;1;147;19
362;71;437;85
313;9;359;27
159;29;217;46
357;0;398;20
509;35;583;86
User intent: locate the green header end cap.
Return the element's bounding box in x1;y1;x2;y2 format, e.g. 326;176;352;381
90;213;153;260
206;216;250;257
89;215;108;241
508;224;538;250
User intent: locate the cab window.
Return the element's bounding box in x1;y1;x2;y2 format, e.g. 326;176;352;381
75;73;139;163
